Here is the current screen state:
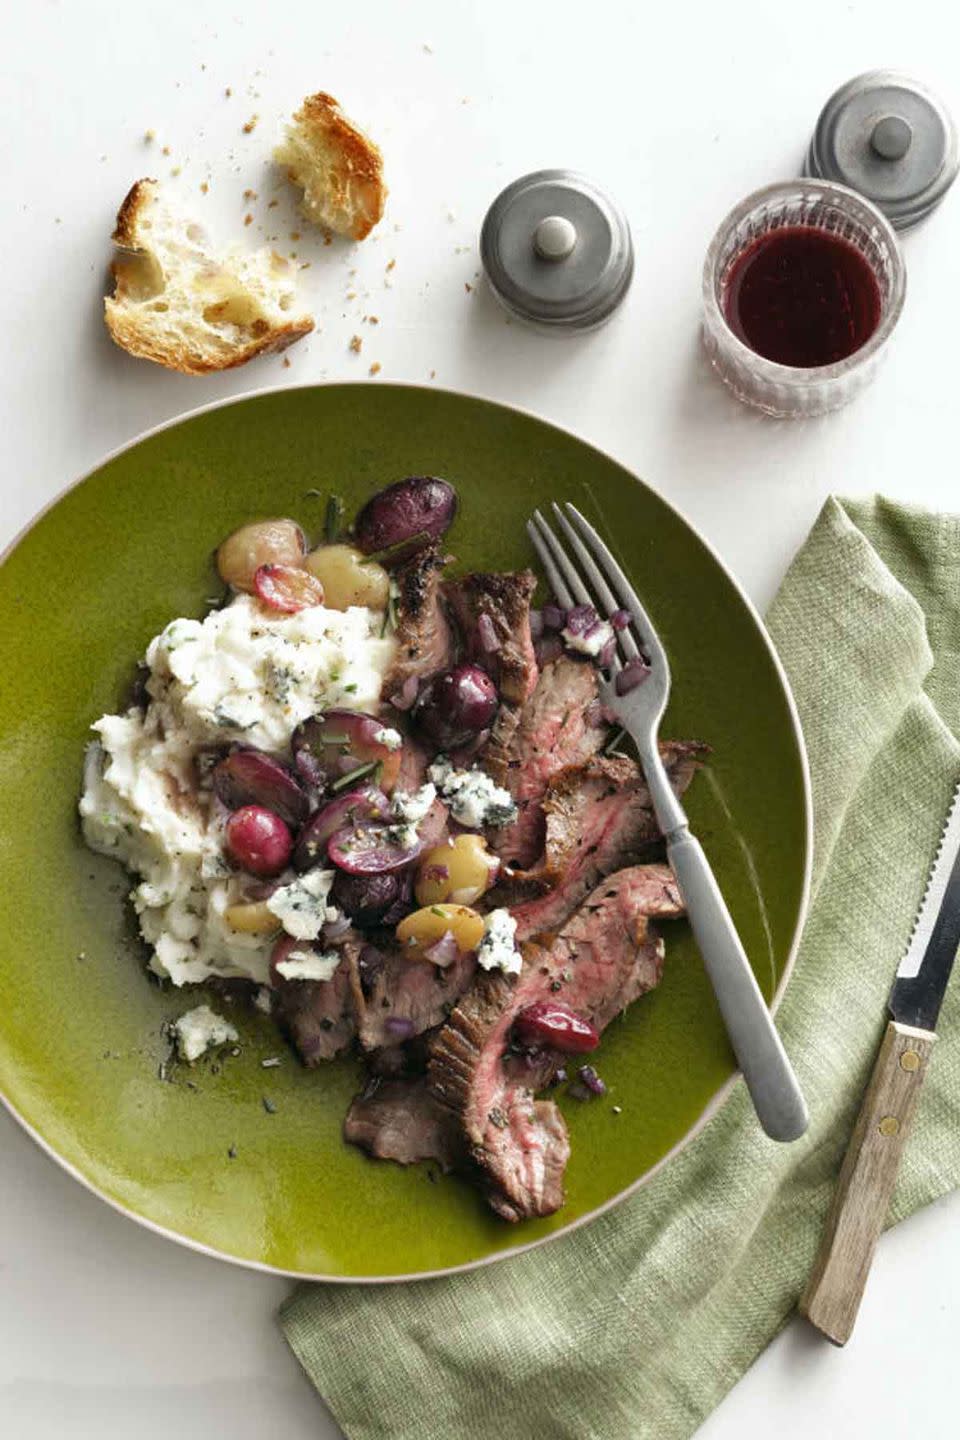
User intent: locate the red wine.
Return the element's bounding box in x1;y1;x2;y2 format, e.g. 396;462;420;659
723;225;882;368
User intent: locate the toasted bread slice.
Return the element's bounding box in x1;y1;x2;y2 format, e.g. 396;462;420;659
104;179;314;375
275;93;386;241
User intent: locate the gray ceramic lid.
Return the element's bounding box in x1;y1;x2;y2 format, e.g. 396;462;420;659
480;170;633;330
806;70;958;229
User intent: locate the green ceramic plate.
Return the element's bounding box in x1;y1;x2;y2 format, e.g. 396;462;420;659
0;384;810;1281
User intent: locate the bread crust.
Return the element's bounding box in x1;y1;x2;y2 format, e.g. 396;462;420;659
104;178;314;376
280;92;386;240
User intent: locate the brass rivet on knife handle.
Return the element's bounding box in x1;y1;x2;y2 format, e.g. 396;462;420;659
799;1019;935;1346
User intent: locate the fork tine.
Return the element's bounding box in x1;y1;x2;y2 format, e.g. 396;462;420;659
564;504;668;672
528;511;595;611
526;518;574;608
551;503;640;663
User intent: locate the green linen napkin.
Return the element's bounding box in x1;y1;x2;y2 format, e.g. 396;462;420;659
281;496;960;1440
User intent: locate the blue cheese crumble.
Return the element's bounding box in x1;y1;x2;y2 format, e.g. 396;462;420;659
274;949;341;982
562;617;614;657
389;783;437;849
266;869;336;941
173;1005;239;1062
373;725;403;751
476;908;521;976
427;757;517;829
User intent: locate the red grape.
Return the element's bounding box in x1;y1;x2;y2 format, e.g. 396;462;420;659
212;749;309;828
225;805;294;878
254;563;325;613
514;1000;600;1054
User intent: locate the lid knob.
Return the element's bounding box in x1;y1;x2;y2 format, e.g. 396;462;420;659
533;214;577;261
870;114;913;161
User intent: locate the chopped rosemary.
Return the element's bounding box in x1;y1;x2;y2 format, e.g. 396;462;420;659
304;487;323;499
366;529;431;565
324;494;344;543
330;760;379;792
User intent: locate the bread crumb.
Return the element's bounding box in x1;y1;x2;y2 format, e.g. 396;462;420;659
367;315;379;325
144;129;156;143
242;114;259;134
369;362;381;376
346;290;357;301
323;232;333;246
349;335;363;354
243;189;258;202
162;145;171;156
282;356;291;368
225;87;233;97
429;370;436;379
268;198;278;209
290;231;301;242
171;166;182;177
199;181;209;195
386;258;396;272
244;213;253;226
465;282;473;293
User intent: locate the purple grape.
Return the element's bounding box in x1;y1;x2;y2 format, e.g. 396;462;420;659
212;749;309;828
413;663;499;750
332;869;404;926
354;477;457;560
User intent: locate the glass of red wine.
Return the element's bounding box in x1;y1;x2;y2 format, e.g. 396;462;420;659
702;180;906;418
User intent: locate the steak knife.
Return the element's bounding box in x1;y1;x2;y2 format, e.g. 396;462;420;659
800;780;960;1345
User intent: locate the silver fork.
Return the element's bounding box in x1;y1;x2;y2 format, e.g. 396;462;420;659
529;502;809;1143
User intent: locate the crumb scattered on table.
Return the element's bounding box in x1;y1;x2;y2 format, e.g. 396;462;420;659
200;181;209;194
243;114;259;134
144;129;156;143
386;259;396;273
369;362;381;376
162;145;171;156
349;335;363;354
243;213;253;226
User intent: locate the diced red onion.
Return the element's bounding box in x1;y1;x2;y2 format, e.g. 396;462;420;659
615;659;651;696
392;676;420;712
563;604;597;636
384;1016;416;1038
245;880;280;901
477;613;501;653
578;1064;607;1095
585;699;604;727
610;608;631;630
534;635;563;667
598;639;616;669
528;608;544;640
423;930;460;968
549;1067;568;1088
323;912;352;941
542;603;565;631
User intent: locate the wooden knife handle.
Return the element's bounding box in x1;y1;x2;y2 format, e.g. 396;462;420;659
800;1019;935;1345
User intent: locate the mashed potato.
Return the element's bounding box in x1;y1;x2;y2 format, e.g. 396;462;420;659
80;594;394;987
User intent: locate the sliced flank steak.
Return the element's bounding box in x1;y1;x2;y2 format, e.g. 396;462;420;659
428;863;684;1222
508;743;707;940
272;939;365;1065
487;657;604;867
344;1075;464;1174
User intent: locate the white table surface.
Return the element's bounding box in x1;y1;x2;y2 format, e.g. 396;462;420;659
3;2;959;1435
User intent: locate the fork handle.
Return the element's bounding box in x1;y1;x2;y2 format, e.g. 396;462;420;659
667;827;809;1142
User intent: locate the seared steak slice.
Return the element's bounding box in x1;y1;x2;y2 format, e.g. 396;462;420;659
488;658;604;865
273;940;364;1065
344;1076;463;1173
384;545;455;705
444;569;539;706
429;864;683;1221
508;743;706;940
358;945;477;1050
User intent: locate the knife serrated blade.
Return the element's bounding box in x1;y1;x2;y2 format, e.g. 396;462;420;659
890;779;960;1032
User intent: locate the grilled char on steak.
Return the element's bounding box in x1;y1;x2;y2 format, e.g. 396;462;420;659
429;864;684;1221
507;744;707;940
384;545;456;705
444;569;539;708
488;658;604;866
273;940;365;1065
